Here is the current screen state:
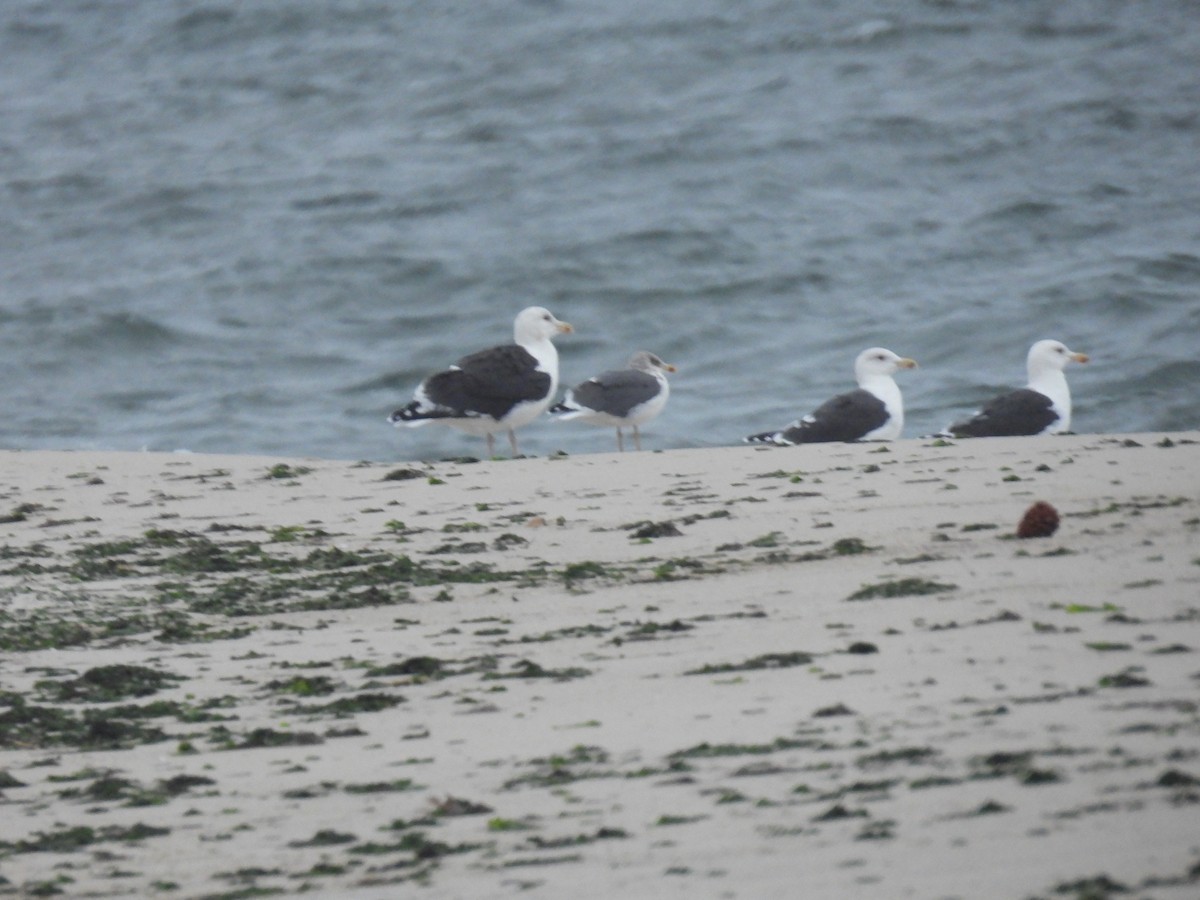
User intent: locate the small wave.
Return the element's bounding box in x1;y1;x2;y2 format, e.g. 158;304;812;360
67;312;184;352
4;18;66;42
1103;360;1200;431
834;18;900;46
97;389;179;413
7;172;108;202
976;200;1061;224
292;192;383;212
174;7;236;35
105;186;217;230
1134;253;1200;284
1022;19;1115;41
963;200;1121;254
342;371;422;396
842;114;946;144
170;7;312;50
305;254;452;288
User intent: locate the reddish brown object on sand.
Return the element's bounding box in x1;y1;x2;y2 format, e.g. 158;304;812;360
1017;501;1060;538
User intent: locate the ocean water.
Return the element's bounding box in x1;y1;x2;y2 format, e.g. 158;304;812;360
2;0;1198;462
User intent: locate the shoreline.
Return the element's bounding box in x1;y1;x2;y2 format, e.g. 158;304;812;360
2;434;1199;898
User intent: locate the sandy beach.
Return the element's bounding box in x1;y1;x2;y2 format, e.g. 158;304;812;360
1;434;1198;899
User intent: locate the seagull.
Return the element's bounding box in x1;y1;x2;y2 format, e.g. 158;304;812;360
549;351;676;451
389;306;572;457
943;339;1089;437
745;348;917;445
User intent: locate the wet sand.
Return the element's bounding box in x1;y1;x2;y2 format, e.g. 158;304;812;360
1;434;1198;898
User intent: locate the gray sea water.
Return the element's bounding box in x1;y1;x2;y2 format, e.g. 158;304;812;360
2;0;1199;463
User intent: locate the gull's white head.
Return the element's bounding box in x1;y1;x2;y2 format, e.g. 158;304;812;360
514;306;573;344
1027;339;1088;378
854;347;918;385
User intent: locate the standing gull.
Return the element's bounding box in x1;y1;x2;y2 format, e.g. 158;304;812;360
745;348;917;445
943;339;1089;437
549;351;676;451
389;306;573;457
